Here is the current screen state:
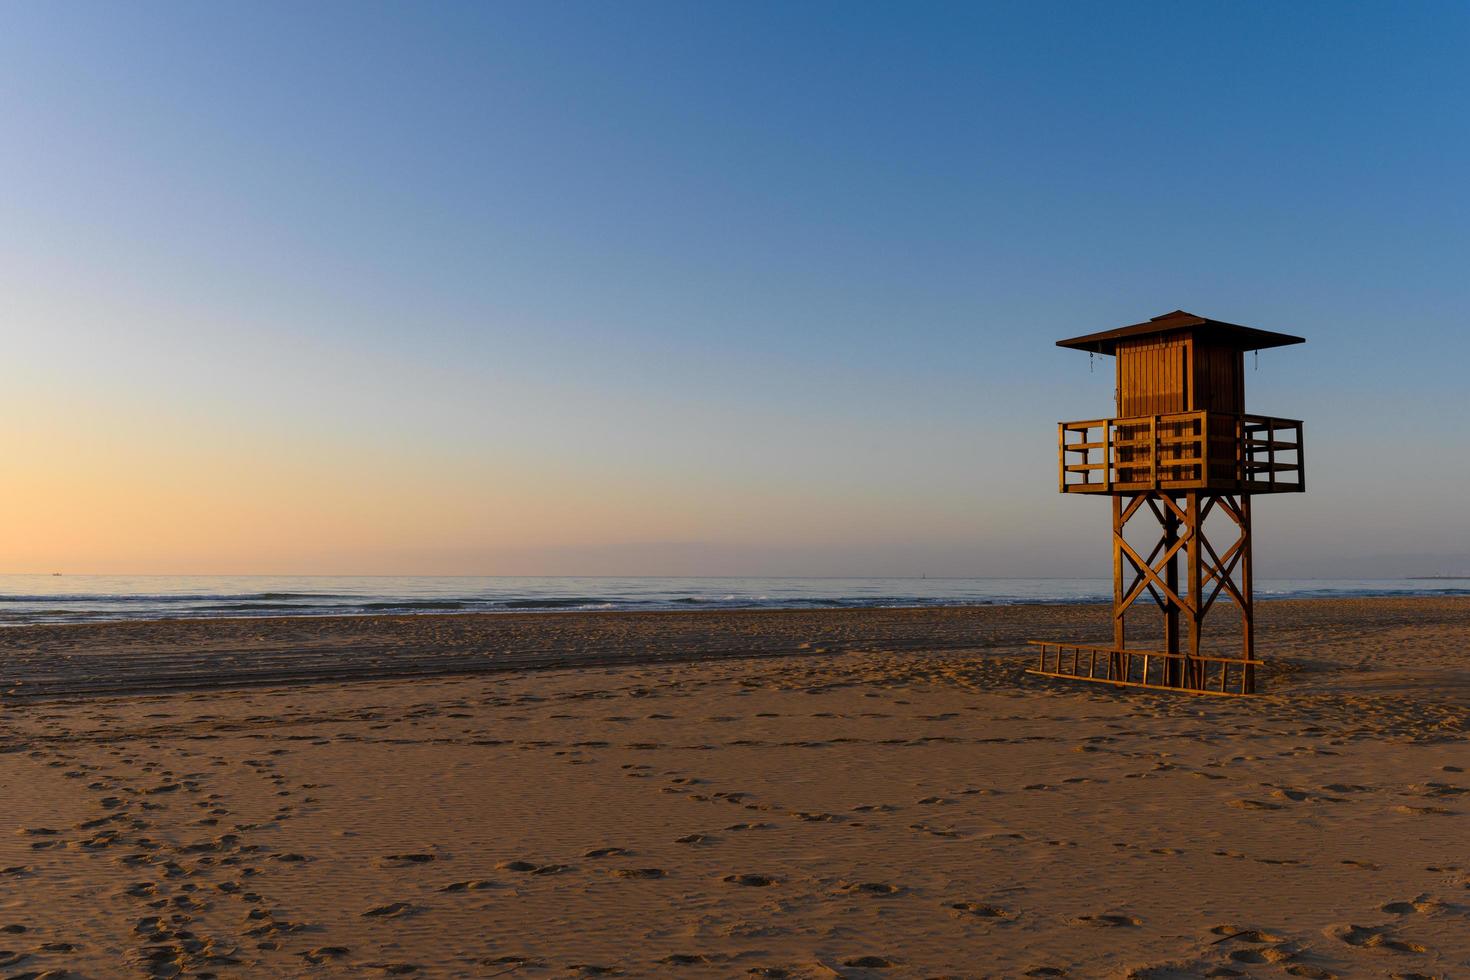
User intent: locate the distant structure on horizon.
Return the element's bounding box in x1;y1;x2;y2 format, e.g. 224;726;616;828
1029;310;1305;695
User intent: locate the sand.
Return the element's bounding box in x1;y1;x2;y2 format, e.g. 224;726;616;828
0;598;1465;978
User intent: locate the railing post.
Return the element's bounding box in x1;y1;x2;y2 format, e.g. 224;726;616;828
1057;423;1065;493
1268;419;1277;491
1296;421;1305;492
1236;415;1245;488
1103;421;1113;491
1196;410;1205;483
1149;415;1158;487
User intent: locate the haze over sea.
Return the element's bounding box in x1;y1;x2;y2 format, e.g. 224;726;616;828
0;574;1465;626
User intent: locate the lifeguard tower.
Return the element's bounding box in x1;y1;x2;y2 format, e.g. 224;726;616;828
1029;310;1304;695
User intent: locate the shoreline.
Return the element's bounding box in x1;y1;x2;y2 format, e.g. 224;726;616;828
2;595;1466;702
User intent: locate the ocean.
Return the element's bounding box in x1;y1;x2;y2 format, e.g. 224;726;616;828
0;574;1464;626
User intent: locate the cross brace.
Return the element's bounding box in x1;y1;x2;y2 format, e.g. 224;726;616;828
1108;491;1255;692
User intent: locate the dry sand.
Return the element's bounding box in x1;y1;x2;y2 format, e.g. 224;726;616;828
0;598;1466;978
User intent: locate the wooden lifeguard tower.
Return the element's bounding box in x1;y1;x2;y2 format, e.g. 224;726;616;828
1029;310;1305;695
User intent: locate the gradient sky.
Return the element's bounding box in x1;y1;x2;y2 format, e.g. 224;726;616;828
3;2;1468;577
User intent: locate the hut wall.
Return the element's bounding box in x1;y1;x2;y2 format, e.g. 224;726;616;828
1115;335;1188;416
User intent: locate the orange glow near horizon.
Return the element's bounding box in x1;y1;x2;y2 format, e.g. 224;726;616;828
7;387;1023;576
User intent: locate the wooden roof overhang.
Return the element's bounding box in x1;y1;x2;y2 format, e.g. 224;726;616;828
1056;310;1306;355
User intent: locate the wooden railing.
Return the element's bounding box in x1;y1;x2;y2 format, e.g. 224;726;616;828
1027;640;1259;695
1059;411;1303;494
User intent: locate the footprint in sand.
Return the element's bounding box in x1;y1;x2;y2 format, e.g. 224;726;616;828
362;902;417;919
1227;945;1298;965
1323;923;1428;953
840;882;902;896
244;910;313;937
675;834;713;845
611;867;667;879
366;961;420;974
301;946;350;964
496;860;535;872
724;874;778;887
439;880;497;892
482;955;544;969
908;822;960;838
948;901;1009;918
379;853;437;865
1071;914;1141;928
1209;926;1287;943
583;847;630;858
1380;896;1443;915
497;860;571;875
1229;799;1286;811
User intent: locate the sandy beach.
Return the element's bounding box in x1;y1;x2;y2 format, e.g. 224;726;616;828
1;598;1466;978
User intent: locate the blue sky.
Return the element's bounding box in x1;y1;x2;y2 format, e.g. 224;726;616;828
2;2;1467;575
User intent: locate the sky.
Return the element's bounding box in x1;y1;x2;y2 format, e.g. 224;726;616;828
2;2;1468;578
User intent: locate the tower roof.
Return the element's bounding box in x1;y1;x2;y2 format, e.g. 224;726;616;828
1056;310;1305;355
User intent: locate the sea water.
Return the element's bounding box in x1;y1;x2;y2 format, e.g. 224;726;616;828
0;575;1464;625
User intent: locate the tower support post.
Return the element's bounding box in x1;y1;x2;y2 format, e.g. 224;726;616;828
1186;492;1203;688
1163;500;1181;686
1240;494;1255;692
1111;495;1126;680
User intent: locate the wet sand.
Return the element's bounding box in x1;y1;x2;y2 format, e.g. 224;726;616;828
0;598;1466;977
